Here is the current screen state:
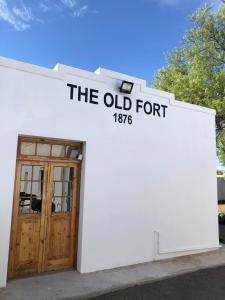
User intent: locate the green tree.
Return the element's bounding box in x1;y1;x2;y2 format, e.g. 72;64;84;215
153;2;225;166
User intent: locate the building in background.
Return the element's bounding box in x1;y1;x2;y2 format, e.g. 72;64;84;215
218;175;225;213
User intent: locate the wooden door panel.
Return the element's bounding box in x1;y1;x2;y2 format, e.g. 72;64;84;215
46;215;72;271
47;215;71;260
13;216;41;275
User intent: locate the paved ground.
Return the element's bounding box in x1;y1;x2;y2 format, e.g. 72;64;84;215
1;246;225;300
91;266;225;300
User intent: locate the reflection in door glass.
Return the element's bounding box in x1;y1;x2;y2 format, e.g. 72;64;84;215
66;146;79;159
36;144;51;156
21;165;32;180
52;167;74;212
52;145;65;157
19;165;44;214
20;143;36;155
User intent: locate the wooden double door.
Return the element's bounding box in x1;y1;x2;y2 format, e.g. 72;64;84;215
8;159;80;279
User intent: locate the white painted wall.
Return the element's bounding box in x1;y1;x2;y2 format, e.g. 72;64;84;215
0;57;219;287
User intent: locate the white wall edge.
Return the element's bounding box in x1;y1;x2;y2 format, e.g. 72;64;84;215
55;64;105;83
0;56;63;81
170;99;216;116
95;67;146;85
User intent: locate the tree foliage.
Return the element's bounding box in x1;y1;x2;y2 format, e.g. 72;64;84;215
153;2;225;166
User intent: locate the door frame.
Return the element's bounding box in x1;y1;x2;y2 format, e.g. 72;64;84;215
8;137;82;279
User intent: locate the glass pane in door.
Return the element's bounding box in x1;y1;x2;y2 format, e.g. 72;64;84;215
52;167;74;212
19;165;44;214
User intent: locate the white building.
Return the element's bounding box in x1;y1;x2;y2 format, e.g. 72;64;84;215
0;56;219;287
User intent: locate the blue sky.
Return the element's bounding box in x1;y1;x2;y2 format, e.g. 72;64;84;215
0;0;222;84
